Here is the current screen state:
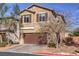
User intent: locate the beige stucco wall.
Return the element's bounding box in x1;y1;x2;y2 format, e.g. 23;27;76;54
20;6;56;33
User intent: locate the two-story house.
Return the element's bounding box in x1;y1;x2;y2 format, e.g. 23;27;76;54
19;4;65;44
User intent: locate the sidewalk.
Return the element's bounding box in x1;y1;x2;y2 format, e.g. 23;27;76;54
32;47;79;56
33;51;79;56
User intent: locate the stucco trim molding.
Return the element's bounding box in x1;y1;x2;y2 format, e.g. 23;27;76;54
21;27;35;30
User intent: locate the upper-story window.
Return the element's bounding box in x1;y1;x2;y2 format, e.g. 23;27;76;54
37;12;47;22
23;14;31;23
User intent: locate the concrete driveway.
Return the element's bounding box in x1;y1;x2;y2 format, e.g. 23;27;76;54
3;44;47;54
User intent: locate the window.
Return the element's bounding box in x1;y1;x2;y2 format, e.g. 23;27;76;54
37;13;47;22
23;15;31;23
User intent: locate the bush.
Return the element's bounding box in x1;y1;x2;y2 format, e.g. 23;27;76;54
0;41;8;47
48;42;56;48
8;40;19;44
73;31;79;36
63;37;74;46
9;40;13;44
72;28;79;36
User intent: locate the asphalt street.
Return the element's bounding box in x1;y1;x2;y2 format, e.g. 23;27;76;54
0;52;42;56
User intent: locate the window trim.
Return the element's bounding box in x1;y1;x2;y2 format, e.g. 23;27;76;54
37;12;47;22
23;14;31;23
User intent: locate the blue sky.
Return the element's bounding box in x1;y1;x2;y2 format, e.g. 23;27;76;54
6;3;79;30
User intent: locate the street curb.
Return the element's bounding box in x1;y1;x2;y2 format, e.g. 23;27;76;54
33;52;79;56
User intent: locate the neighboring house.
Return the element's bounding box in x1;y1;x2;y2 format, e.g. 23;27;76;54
0;17;19;43
19;4;66;44
0;17;14;42
65;31;72;37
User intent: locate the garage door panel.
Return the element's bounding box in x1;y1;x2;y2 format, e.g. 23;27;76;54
23;33;47;44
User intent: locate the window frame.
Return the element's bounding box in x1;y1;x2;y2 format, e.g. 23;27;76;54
37;12;47;22
23;14;31;23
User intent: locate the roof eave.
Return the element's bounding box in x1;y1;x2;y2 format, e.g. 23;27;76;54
19;9;35;15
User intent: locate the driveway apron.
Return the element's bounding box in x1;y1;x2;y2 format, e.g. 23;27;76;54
3;44;47;54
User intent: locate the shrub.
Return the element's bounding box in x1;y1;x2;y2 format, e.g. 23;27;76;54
73;31;79;36
9;40;13;44
72;28;79;36
48;42;56;48
63;37;74;46
0;41;8;47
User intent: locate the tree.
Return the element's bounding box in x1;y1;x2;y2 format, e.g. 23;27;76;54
0;3;10;24
10;4;20;43
11;4;20;19
0;3;5;17
38;14;66;48
56;8;79;31
0;3;9;43
0;3;9;17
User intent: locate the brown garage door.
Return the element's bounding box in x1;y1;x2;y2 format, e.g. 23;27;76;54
23;33;47;44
